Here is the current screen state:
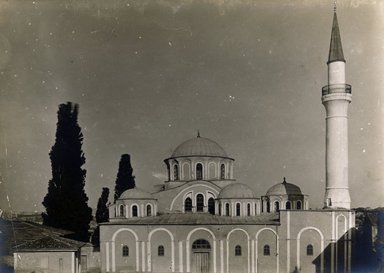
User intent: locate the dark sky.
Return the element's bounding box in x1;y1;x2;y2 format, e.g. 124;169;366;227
0;0;382;213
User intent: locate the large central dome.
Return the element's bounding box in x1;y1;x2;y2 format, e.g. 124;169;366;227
171;136;229;158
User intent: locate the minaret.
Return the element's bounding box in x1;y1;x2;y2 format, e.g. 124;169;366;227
322;8;352;209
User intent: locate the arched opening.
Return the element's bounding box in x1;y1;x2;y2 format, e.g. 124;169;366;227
158;245;165;256
267;202;271;213
235;245;242;256
307;244;313;256
297;200;302;210
247;203;251;216
274;201;280;212
185;197;192;212
225;203;230;216
122;245;129;257
236;203;241;216
173;165;179;180
263;245;270;256
208;198;215;214
192;239;211;273
183;163;190;180
220;164;225;179
286;201;291;210
196;163;203;180
119;204;125;217
146;204;152;216
132;205;138;217
196;194;204;212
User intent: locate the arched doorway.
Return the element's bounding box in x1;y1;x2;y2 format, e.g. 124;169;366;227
192;239;211;273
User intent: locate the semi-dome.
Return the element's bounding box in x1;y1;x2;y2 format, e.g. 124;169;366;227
119;187;155;200
266;178;302;196
171;135;229;158
218;183;256;199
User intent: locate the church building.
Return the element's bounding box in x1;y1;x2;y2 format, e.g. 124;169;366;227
100;9;355;273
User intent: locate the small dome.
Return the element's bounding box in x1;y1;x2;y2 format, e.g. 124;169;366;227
119;187;154;200
266;178;302;196
218;183;256;199
171;136;228;158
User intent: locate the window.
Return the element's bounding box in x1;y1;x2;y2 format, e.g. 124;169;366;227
274;201;280;212
132;205;138;217
173;165;179;180
196;194;204;212
297;200;302;210
185;197;192;212
208;198;215;214
192;239;211;250
220;164;225;179
236;203;241;216
158;245;165;256
286;201;291;210
219;203;222;216
263;245;270;256
247;203;251;216
235;245;242;256
225;203;230;216
146;204;152;216
119;204;125;217
122;245;129;256
267;202;270;213
196;163;203;180
307;244;313;256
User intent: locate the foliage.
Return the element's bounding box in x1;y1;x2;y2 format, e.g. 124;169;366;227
114;154;136;202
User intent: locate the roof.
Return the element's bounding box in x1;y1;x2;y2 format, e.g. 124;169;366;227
218;183;257;199
266;178;302;196
170;136;230;158
119;187;155;200
103;212;279;225
14;236;85;252
328;12;345;64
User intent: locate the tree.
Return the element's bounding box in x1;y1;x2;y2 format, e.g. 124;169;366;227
114;154;136;202
96;187;109;223
42;102;92;241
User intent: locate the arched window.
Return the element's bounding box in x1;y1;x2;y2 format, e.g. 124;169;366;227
192;239;211;250
236;203;241;216
297;200;302;210
307;244;313;256
146;204;152;216
219;203;222;216
174;165;179;180
158;245;165;256
235;245;242;256
185;197;192;212
274;201;280;212
267;202;270;213
132;205;138;217
119;205;125;217
263;245;270;256
247;203;251;216
225;203;230;216
208;198;215;214
196;194;204;212
196;163;203;180
122;245;129;257
220;164;225;179
286;201;291;210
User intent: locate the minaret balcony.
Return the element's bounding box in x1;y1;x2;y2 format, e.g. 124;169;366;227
322;84;351;96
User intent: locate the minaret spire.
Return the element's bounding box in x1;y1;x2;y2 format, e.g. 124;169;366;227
328;4;345;64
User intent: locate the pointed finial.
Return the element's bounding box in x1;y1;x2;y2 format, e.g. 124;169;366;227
197;130;200;138
283;177;287;183
334;0;337;13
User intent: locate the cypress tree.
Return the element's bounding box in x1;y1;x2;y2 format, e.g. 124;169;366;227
42;102;92;241
95;187;109;223
114;154;136;202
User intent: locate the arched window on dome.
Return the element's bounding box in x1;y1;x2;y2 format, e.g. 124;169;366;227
236;203;241;216
132;205;138;217
196;163;203;180
219;203;222;216
220;164;225;179
297;200;302;210
267;202;271;213
122;245;129;257
119;204;125;217
146;204;152;216
263;245;270;256
196;194;204;212
208;198;215;214
225;203;230;216
307;244;313;256
274;201;280;212
235;245;242;256
173;165;179;180
247;203;251;216
184;197;192;212
286;201;291;210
